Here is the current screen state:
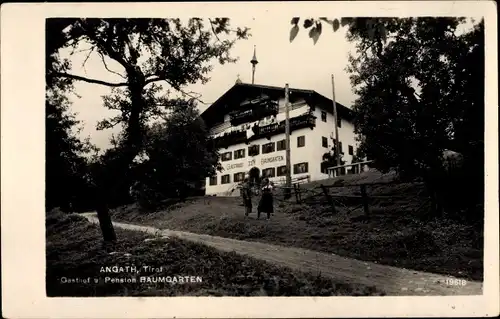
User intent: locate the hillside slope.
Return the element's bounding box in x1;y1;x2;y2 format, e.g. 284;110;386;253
111;174;483;281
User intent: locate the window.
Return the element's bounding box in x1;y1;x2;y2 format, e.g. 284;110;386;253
209;176;217;186
293;162;309;174
277;165;287;176
262;142;275;154
277;139;286;151
322;136;328;148
262;167;276;178
348;145;354;156
321;111;327;122
221;152;232;162
337;117;342;128
233;172;245;183
297;135;305;148
221;174;231;184
248;145;260;156
234;148;245;159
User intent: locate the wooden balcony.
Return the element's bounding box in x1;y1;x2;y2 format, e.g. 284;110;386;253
248;113;316;141
212;113;316;149
229;101;279;126
213;130;247;149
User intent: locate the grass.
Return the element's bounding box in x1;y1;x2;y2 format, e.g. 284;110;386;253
111;171;484;282
46;209;383;296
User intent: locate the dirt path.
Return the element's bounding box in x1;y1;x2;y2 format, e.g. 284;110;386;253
81;213;482;296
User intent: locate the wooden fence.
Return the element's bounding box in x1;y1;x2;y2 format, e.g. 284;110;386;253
277;180;426;218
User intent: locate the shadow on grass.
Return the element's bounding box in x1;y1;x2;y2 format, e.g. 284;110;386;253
46;209;383;297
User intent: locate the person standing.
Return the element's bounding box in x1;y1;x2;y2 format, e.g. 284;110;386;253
257;177;274;220
241;178;253;217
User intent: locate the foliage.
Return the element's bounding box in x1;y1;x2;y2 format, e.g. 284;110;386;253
351;147;366;164
291;17;484;218
345;18;484;218
48;18;249;161
46;22;98;212
129;100;221;210
46;88;98;212
46;18;249;239
289;17;387;46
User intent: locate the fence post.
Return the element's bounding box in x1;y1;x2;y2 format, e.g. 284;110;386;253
297;184;302;203
293;184;300;204
320;184;336;214
360;184;370;217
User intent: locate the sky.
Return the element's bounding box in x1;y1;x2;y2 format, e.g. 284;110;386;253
61;17;359;153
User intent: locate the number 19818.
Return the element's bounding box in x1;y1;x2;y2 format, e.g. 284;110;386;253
445;278;467;286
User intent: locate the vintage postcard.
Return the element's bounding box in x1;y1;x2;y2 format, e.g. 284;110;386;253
1;1;498;318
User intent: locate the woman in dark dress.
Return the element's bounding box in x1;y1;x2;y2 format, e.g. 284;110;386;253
257;178;274;220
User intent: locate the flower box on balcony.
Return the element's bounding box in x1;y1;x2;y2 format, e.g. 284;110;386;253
229;101;279;126
248;113;316;142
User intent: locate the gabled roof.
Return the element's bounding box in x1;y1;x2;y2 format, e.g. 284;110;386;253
200;82;354;126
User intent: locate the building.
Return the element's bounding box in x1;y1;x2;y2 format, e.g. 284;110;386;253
200;81;360;196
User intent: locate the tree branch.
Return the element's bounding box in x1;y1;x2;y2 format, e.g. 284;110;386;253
79;19;130;70
144;76;210;105
97;51;127;79
51;72;128;87
82;46;95;74
208;19;223;43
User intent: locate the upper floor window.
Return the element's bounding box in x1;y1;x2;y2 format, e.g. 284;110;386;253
277;139;286;151
221;174;231;184
297;136;305;148
262;142;275;154
277;165;287;177
262;167;276;178
322;136;328;148
293;162;309;174
337;117;342;128
348;145;354;156
221;152;232;162
234;148;245;159
321;111;327;122
248;145;260;156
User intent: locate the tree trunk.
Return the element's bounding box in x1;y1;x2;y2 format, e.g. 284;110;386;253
95;68;145;243
91;179;117;242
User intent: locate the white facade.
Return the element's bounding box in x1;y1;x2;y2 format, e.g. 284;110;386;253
204;91;360;196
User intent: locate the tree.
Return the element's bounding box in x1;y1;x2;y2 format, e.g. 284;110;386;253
46;19;99;213
46;18;249;242
46;86;98;212
290;17;484;218
131;99;221;210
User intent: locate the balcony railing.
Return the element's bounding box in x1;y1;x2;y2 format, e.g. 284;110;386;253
229;101;279;126
213;130;247;149
248;113;316;141
212;113;316;149
210;121;231;135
